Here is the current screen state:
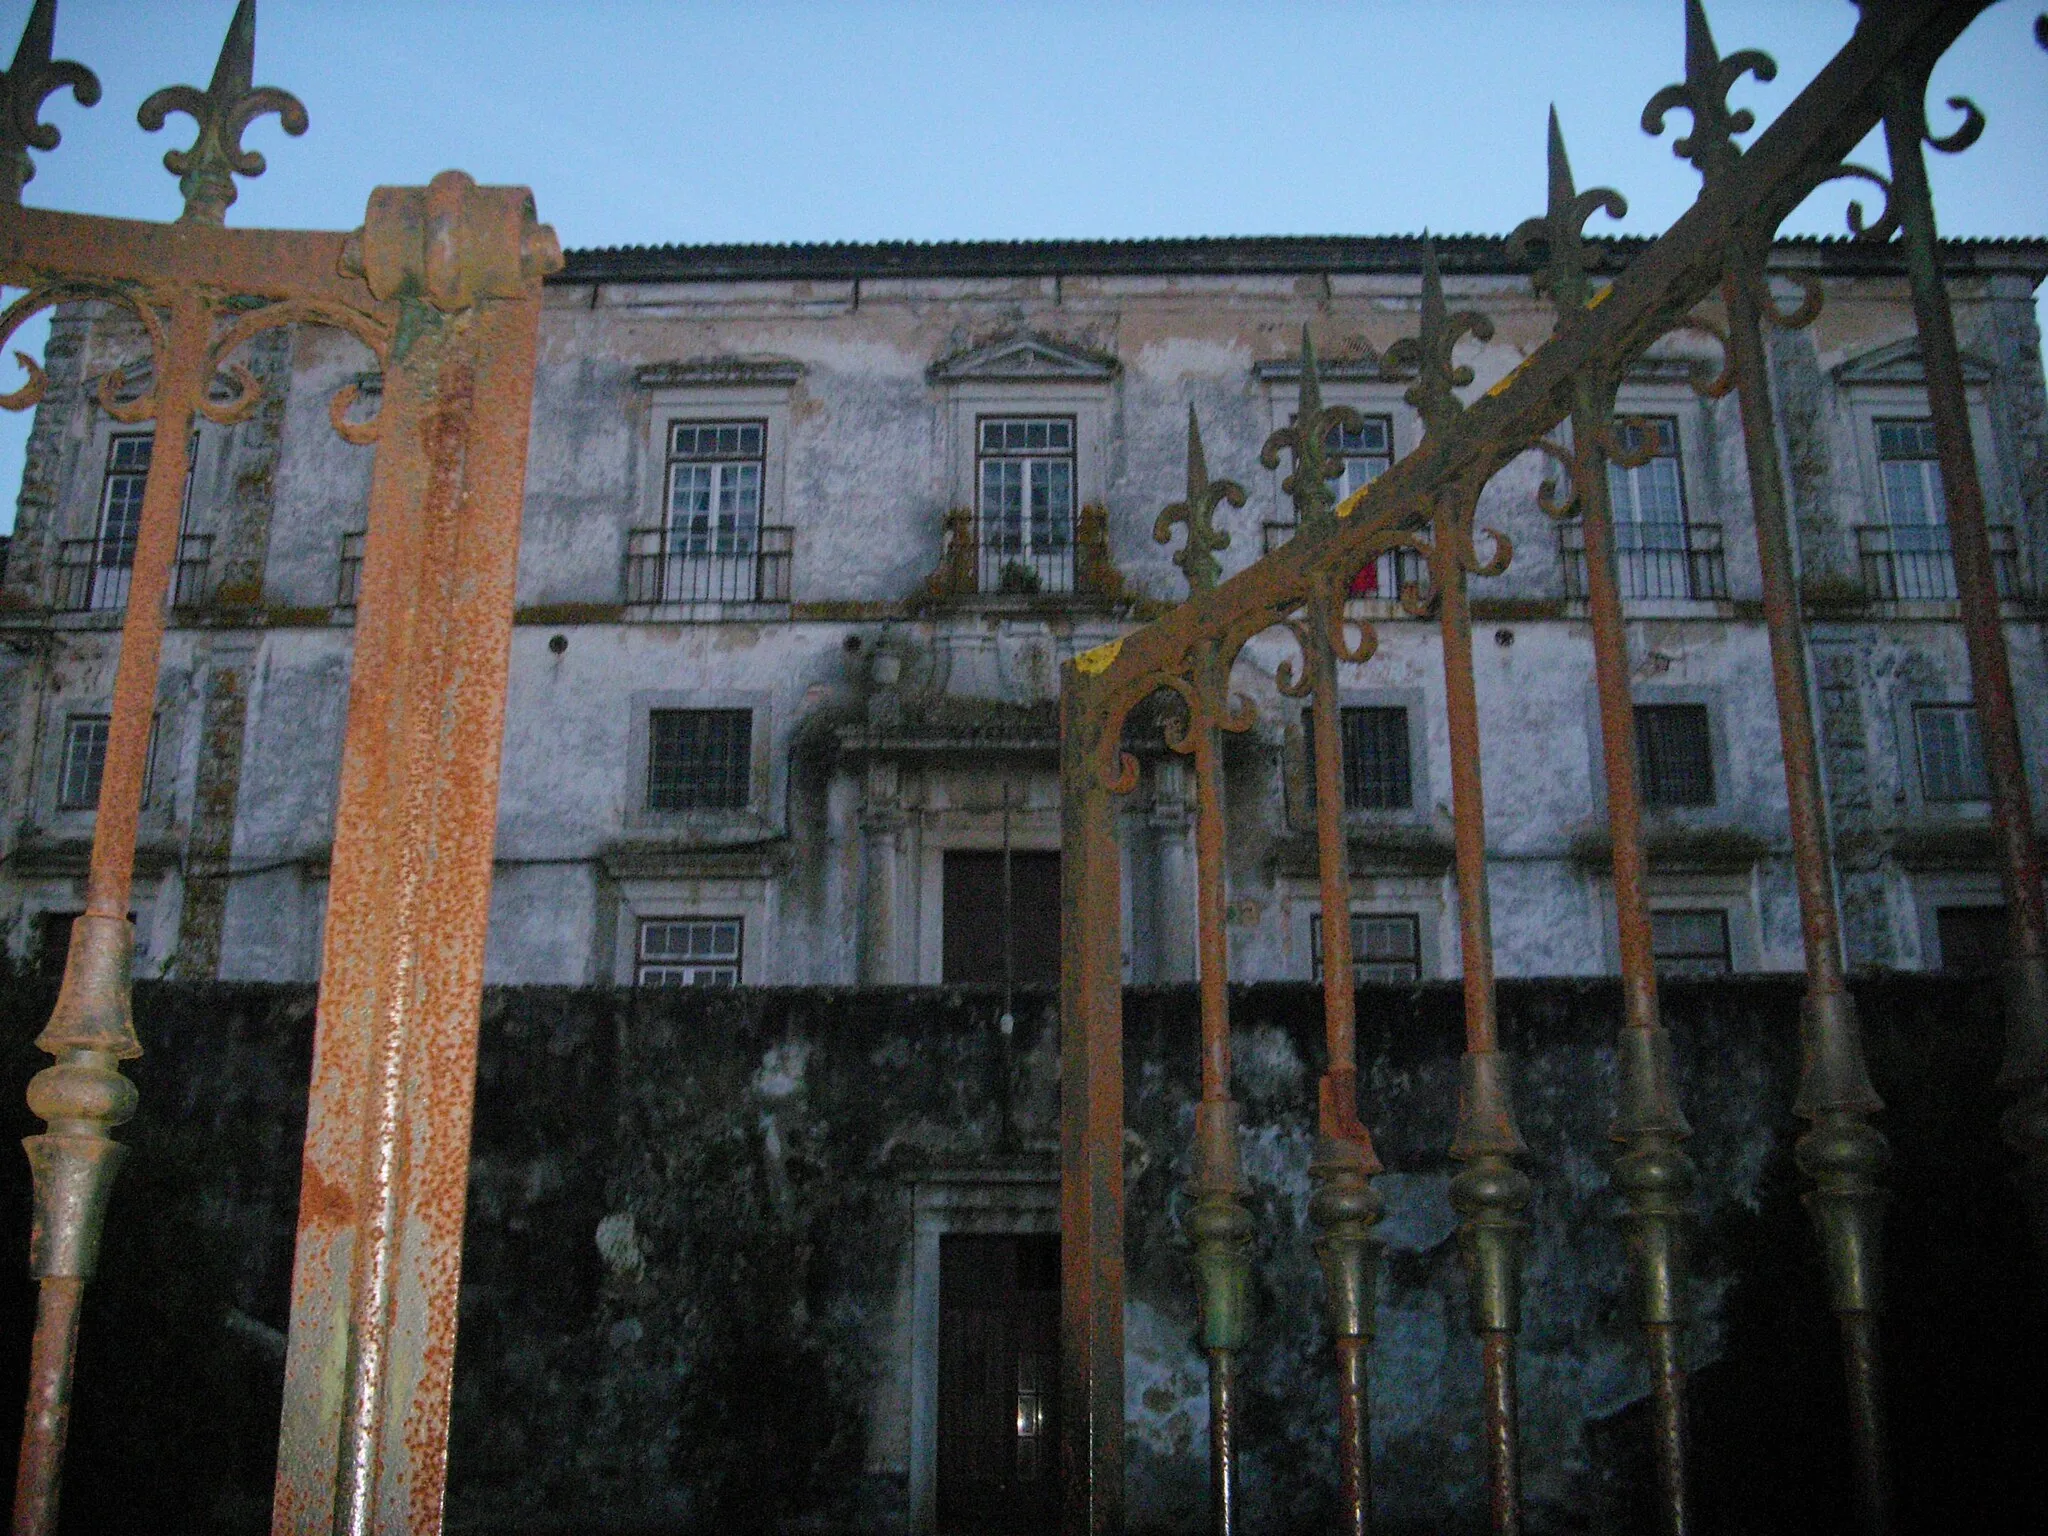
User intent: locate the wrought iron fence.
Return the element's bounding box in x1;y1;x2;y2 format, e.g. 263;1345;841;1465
622;523;793;610
1856;521;2022;601
972;510;1074;595
1559;518;1728;600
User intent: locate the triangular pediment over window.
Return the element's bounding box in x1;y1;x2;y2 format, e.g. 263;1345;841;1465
1833;336;1993;386
927;334;1120;384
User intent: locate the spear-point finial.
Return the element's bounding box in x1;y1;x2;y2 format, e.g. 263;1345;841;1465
1392;238;1486;430
0;0;100;204
1509;107;1628;319
1259;327;1361;536
1642;0;1776;188
138;0;307;224
1154;406;1245;596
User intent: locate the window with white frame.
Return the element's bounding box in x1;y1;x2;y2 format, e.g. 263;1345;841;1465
1650;909;1731;976
637;917;742;986
646;707;752;812
98;435;151;562
1311;911;1422;984
56;714;161;812
58;716;109;810
666;422;764;556
1876;419;1944;528
976;417;1074;593
1328;415;1393;503
1914;703;1988;803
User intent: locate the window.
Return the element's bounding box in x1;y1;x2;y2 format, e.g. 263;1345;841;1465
1914;703;1988;803
1876;419;1944;528
1635;704;1714;807
1607;418;1684;526
1651;909;1731;976
977;417;1074;593
1591;417;1725;600
1329;415;1393;503
636;917;741;986
666;421;764;555
98;435;151;564
646;708;752;812
1311;706;1412;811
1311;912;1422;985
58;715;109;809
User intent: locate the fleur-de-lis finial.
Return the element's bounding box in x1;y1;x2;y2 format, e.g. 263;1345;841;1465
1154;406;1245;596
1507;107;1628;319
139;0;306;224
0;0;100;204
1258;328;1363;537
1384;239;1495;433
1642;0;1776;187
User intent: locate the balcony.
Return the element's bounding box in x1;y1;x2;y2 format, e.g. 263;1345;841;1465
1263;522;1432;606
1559;520;1727;602
1856;523;2022;603
335;531;366;608
624;525;793;615
53;534;213;613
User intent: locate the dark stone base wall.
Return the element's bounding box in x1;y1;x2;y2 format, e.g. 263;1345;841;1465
0;975;2038;1534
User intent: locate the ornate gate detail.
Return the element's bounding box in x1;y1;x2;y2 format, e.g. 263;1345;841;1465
0;4;559;1533
1057;3;2044;1534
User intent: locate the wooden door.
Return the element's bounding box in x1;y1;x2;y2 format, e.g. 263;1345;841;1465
937;1234;1061;1533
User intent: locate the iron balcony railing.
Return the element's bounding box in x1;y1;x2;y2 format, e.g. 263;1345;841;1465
972;512;1074;595
1559;519;1728;602
335;531;366;608
53;533;213;612
623;525;793;610
1857;523;2022;603
1264;521;1432;605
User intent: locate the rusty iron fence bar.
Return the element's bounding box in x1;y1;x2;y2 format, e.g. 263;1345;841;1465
1869;37;2048;1271
1509;105;1700;1536
0;4;560;1533
1059;3;1994;1533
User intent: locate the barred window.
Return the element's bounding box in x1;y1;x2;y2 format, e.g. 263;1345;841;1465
978;417;1074;553
1651;909;1731;976
637;917;742;986
58;716;109;809
1914;703;1987;802
1635;704;1714;807
1318;705;1412;811
1311;911;1422;985
646;708;752;812
1876;418;1944;529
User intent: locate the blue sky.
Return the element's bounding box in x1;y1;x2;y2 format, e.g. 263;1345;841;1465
4;0;2045;531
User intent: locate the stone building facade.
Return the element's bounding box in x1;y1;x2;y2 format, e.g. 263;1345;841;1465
1;234;2044;990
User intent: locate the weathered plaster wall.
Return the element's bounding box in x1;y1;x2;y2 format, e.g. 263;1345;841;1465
0;976;2037;1536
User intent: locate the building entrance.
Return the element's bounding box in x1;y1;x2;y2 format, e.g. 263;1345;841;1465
936;1233;1061;1533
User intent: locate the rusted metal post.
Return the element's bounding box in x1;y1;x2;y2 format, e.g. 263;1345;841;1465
1647;8;1892;1528
1511;110;1696;1536
1059;654;1128;1536
1258;342;1386;1536
269;172;558;1536
1872;58;2048;1267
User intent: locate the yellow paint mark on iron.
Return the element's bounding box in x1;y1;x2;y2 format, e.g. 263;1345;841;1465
1588;283;1614;308
1484;355;1533;399
1335;484;1371;520
1074;637;1124;675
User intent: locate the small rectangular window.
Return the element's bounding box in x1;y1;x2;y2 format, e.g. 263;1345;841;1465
1311;911;1422;985
1606;417;1685;527
637;917;742;986
1316;705;1412;811
646;708;752;812
1914;703;1988;802
1635;704;1714;807
1651;909;1731;976
1876;418;1945;528
58;716;109;810
1326;414;1393;503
